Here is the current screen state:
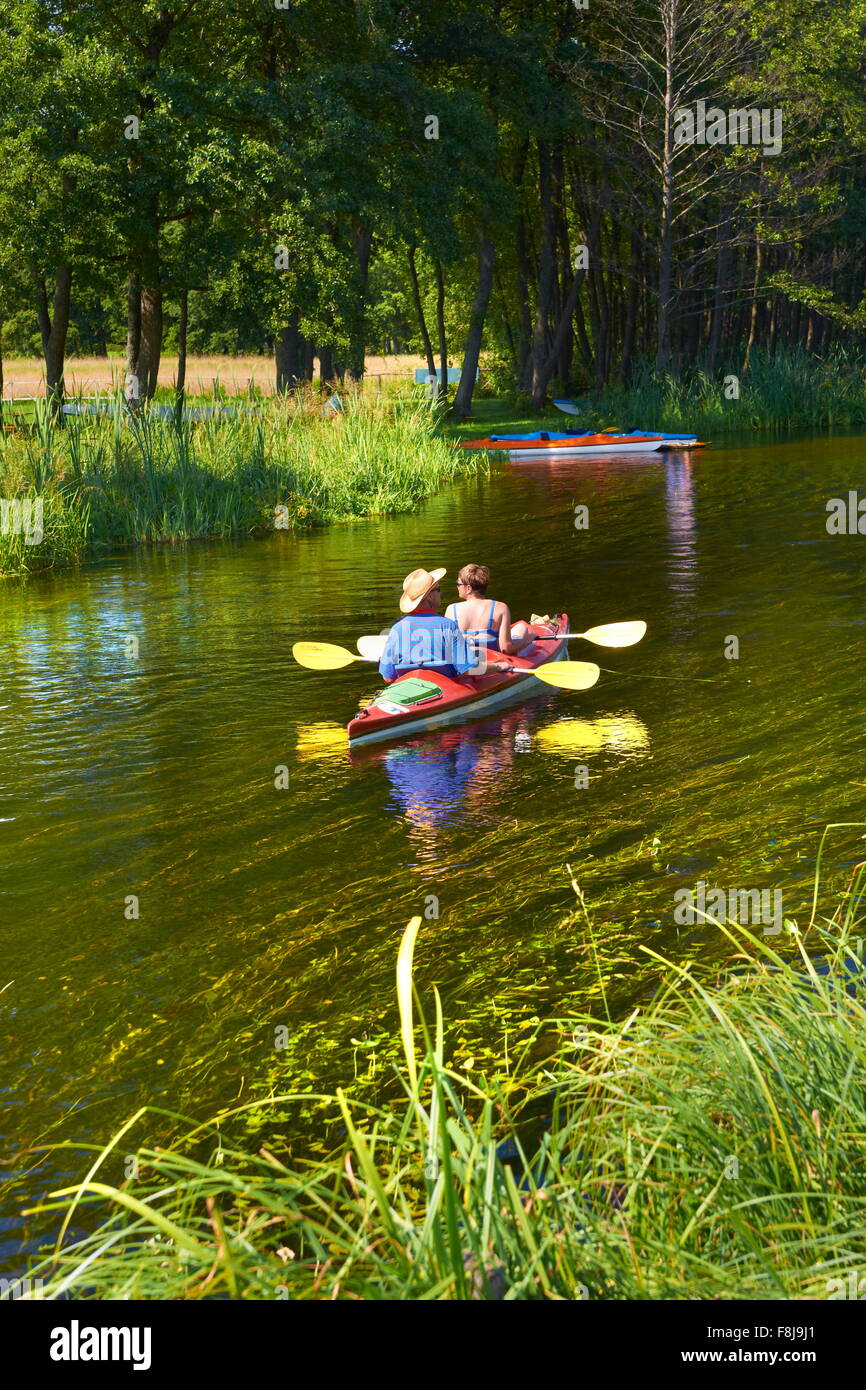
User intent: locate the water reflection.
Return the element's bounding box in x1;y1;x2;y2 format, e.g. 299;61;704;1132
334;704;651;859
534;713;650;756
295;722;346;760
664;454;699;612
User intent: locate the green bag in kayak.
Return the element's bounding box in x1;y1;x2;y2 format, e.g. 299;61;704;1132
383;677;442;706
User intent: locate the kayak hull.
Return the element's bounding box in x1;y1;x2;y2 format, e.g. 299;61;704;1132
347;615;571;748
461;432;703;457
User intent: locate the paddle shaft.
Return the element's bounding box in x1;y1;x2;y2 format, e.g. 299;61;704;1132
527;628;643;644
357;620;645;660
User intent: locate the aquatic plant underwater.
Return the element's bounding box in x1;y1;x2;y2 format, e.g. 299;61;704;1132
23;834;866;1300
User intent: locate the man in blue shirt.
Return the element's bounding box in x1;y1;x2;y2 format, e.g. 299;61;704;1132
379;567;511;682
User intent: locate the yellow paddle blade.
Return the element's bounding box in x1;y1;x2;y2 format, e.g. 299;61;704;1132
357;634;387;661
292;640;361;670
535;714;650;755
532;660;600;691
295;722;347;759
575;620;647;649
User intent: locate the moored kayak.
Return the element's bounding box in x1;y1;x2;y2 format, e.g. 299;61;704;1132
347;614;571;747
460;430;704;457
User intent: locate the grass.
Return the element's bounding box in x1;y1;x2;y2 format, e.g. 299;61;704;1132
599;348;866;435
20;830;866;1300
0;389;480;576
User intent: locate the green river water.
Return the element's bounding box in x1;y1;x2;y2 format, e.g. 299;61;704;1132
3;432;866;1267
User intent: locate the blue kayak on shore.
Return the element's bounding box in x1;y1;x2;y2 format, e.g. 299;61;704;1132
488;430;699;443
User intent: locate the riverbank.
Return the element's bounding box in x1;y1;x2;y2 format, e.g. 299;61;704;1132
449;348;866;441
27;849;866;1301
0;391;478;576
6;347;866;578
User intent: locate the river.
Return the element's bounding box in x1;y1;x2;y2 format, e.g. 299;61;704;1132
3;431;866;1266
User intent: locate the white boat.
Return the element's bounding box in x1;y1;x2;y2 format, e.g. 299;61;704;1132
462;430;704;459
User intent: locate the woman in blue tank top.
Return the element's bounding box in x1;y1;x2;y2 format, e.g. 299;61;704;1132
445;564;535;656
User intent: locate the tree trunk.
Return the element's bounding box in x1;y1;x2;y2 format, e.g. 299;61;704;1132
530;142;558;401
126;270;141;399
496;270;517;357
619;231;641;386
707;210;731;374
275;312;301;393
530;208;600;412
516;210;534;388
656;9;676;371
573;296;593;375
407;244;437;382
743;231;762;372
589;204;609;393
137;281;163;399
126;264;162;402
451;235;495;418
530;267;590;410
175;286;189;409
434;258;448;400
299;335;314;382
347;221;372;381
36;266;72;417
318;344;334;384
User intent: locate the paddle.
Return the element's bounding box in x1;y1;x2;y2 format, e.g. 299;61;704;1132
294;639;600;692
532;620;646;648
356;619;645;662
518;660;600;691
293;640;371;670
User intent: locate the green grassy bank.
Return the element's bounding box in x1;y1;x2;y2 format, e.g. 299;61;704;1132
0;390;478;577
24;843;866;1300
603;349;866;435
6;346;866;578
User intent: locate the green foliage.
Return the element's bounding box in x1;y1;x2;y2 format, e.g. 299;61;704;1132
3;1;866;427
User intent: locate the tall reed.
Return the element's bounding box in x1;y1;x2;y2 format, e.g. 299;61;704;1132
23;838;866;1300
0;389;475;576
602;348;866;433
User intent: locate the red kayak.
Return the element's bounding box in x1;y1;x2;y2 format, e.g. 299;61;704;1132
347;614;570;748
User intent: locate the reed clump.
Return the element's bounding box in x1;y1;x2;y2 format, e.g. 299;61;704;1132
602;347;866;433
0;390;473;576
25;844;866;1300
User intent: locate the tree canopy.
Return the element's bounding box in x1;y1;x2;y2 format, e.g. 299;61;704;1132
1;0;864;412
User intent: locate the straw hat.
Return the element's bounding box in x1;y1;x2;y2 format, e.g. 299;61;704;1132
399;567;447;613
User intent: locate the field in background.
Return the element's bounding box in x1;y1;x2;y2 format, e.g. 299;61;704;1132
2;354;434;399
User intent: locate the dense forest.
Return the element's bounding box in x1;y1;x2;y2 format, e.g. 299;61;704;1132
2;0;866;413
